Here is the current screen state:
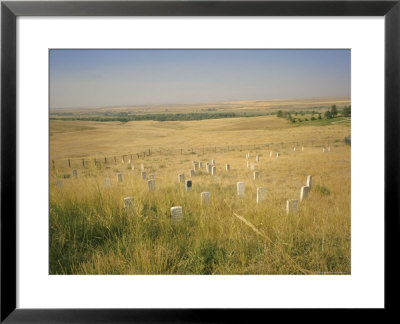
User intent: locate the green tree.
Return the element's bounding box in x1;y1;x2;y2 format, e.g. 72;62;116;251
324;111;332;119
277;110;283;118
331;105;338;117
342;105;351;117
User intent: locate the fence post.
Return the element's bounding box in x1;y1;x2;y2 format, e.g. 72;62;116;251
68;159;71;168
52;160;55;169
82;159;85;167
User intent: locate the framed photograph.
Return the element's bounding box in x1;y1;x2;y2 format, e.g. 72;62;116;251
1;0;399;321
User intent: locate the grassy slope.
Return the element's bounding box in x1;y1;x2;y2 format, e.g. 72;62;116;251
50;115;350;275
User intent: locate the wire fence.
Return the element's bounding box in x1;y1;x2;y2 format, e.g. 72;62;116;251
51;137;351;170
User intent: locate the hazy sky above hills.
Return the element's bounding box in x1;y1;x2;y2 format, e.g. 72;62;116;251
50;49;350;109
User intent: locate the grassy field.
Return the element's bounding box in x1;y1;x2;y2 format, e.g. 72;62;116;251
49;99;351;275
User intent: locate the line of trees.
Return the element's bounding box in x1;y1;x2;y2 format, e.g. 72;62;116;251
49;111;271;122
277;104;351;123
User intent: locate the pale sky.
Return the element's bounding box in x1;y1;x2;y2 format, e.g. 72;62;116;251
50;49;351;109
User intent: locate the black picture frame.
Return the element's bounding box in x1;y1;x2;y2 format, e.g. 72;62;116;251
1;0;399;322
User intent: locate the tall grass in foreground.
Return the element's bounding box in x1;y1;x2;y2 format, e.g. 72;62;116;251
50;146;350;275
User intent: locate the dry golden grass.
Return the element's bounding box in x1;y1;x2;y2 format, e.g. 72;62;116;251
49;112;350;275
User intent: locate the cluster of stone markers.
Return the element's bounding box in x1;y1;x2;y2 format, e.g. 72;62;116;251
167;153;314;223
59;148;321;222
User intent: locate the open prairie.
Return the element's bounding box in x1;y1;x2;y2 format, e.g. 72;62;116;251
49;101;351;275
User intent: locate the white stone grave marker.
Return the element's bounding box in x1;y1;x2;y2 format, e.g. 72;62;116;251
306;175;312;189
226;164;230;171
178;174;185;183
237;182;245;196
201;192;210;205
189;170;194;178
56;179;63;188
117;173;123;182
141;171;146;180
72;170;78;177
286;199;299;214
148;179;155;192
211;166;216;176
105;178;111;187
124;197;134;209
171;206;183;223
253;171;259;180
300;186;310;201
250;163;255;171
257;187;267;203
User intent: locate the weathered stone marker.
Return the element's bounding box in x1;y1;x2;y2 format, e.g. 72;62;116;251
270;151;273;157
302;146;304;152
293;147;296;151
189;170;195;178
306;175;312;189
193;162;199;171
276;152;279;158
185;179;192;191
286;199;299;214
237;182;245;196
246;153;250;159
148;179;155;192
211;166;216;176
257;187;267;203
199;162;203;168
56;179;63;188
105;178;111;187
140;163;144;170
256;155;259;162
211;160;215;165
328;146;331;152
178;174;185;183
201;192;210;205
253;171;259;180
206;163;211;173
226;164;230;171
250;163;255;171
128;159;131;164
141;171;146;180
117;173;123;182
72;169;78;177
170;206;183;223
149;174;155;180
131;165;135;170
124;197;134;209
300;186;310;201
